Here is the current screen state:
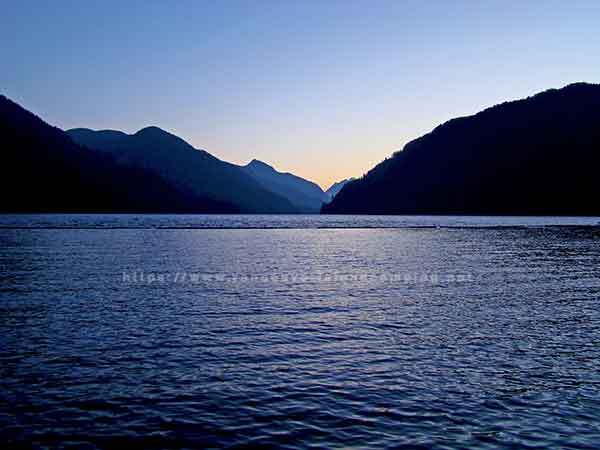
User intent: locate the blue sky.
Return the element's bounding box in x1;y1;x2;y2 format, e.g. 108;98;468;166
2;0;599;188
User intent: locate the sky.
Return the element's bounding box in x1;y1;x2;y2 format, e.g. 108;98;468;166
2;0;599;189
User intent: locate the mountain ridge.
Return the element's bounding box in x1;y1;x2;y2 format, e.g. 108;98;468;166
68;127;298;213
0;95;238;213
241;158;329;213
323;82;600;215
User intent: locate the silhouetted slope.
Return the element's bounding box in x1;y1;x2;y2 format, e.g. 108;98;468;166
325;178;356;200
68;128;297;213
0;95;238;213
322;83;600;215
241;159;328;213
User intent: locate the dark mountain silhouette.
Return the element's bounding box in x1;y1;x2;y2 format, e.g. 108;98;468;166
325;178;356;200
0;95;237;213
68;128;297;214
323;83;600;215
241;159;328;213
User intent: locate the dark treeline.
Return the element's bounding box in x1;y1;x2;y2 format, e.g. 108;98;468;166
1;95;237;213
3;82;600;215
323;83;600;215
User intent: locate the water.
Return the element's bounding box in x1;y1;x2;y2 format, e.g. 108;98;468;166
1;215;600;449
0;213;599;229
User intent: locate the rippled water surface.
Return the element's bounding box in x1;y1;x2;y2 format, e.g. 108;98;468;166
1;215;600;449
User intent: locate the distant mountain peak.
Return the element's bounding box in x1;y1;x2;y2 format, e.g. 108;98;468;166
241;159;328;212
246;159;274;170
131;126;198;151
134;126;171;137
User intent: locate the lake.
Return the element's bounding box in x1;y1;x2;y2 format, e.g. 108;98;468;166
1;215;600;448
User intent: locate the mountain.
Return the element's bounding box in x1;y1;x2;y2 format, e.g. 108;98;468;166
322;83;600;215
325;178;356;200
68;128;296;213
241;159;328;213
0;95;237;213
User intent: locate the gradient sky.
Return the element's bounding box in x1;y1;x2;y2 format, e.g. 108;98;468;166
2;0;599;189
